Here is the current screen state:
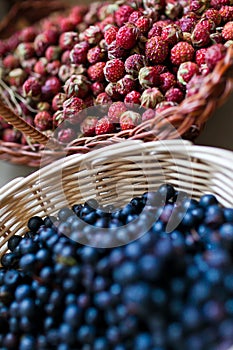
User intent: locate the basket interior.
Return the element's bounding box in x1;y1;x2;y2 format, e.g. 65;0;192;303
1;140;233;256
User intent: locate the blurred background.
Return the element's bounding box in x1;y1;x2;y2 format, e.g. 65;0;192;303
0;0;232;187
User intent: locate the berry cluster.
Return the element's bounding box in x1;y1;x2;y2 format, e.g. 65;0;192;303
1;185;233;349
0;1;232;143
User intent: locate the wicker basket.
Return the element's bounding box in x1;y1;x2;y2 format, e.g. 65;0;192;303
1;139;233;255
1;1;233;167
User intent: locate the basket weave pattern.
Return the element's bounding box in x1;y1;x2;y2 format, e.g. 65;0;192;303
1;140;233;256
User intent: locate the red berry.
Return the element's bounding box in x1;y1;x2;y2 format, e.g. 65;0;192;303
47;60;61;76
189;0;209;14
37;102;50;112
23;77;41;98
63;97;85;124
161;24;183;46
45;46;61;61
80;117;98;136
120;111;141;131
83;25;103;45
59;32;79;51
70;42;90;64
3;55;19;69
191;26;210;47
8;68;27;87
95;117;115;135
41;77;61;99
105;83;122;100
210;0;232;10
142;108;156;122
2;129;21;143
64;75;91;99
116;23;139;50
145;36;169;64
141;87;164;108
91;82;105;96
129;11;142;23
177;62;199;85
104;59;125;83
205;43;227;70
34;58;48;76
159;72;176;93
165;0;183;19
61;50;71;64
108;102;127;123
170;41;195;66
58;128;76;144
222;21;233;40
16;43;35;60
52;93;66;111
165;87;184;103
115;5;134;27
34;111;52;131
87;46;105;64
95;92;112;105
60;18;76;32
219;6;233;22
136;16;152;34
148;24;163;38
186;74;205;97
179;13;198;33
124;91;141;105
203;9;222;26
116;75;137;96
87;62;106;82
104;26;118;45
107;40;128;60
125;54;145;76
195;48;208;65
139;67;160;88
20;27;37;42
155;101;177;114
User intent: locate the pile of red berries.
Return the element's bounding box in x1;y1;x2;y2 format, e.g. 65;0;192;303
0;0;232;144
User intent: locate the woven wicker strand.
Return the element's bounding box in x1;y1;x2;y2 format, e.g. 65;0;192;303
1;140;233;256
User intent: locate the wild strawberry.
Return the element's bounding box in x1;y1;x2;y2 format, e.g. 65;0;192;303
22;77;41;98
222;21;233;40
191;27;210;47
203;8;222;26
161;24;183;46
159;72;176;93
70;42;90;64
83;25;103;45
41;77;61;100
104;59;125;83
16;43;35;60
219;6;233;22
80;117;98;136
2;129;21;143
195;48;208;65
205;43;227;70
210;0;232;10
129;11;142;23
107;102;127;123
155;101;177;114
199;64;211;75
34;57;48;76
60;18;76;32
0;40;8;56
179;13;198;33
145;36;169;64
210;33;223;44
148;24;163;38
141;87;164;108
120;111;141;131
189;0;209;14
107;40;128;60
98;15;115;31
125;54;145;76
105;83;121;100
124;91;141;105
59;32;79;51
52;93;66;111
34;30;57;56
95;92;112;105
84;96;94;108
45;46;61;61
63;97;85;124
8;68;27;87
37;102;50;112
165;0;183;19
170;42;195;66
91;82;105;96
3;55;19;69
58;128;76;144
165;87;184;103
186;74;205;97
64;75;91;99
116;23;139;50
142;108;156;121
136;16;152;34
104;26;118;45
47;60;61;76
6;33;20;52
115;5;134;27
95;117;115;135
153;65;168;75
139;67;160;88
116;75;137;96
20;27;37;42
34;111;52;131
87;62;106;82
177;62;199;86
87;46;106;64
61;50;71;64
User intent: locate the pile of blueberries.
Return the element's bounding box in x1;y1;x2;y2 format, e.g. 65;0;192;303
0;184;233;350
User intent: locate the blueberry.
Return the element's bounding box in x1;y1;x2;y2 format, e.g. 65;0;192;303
85;198;99;209
19;298;36;317
44;216;57;228
94;291;111;309
199;194;218;207
4;270;21;289
7;235;22;252
27;216;44;232
205;205;224;227
113;261;139;284
138;255;161;280
93;338;109;350
58;207;74;221
220;223;233;241
19;335;36;350
224;208;233;222
59;323;76;344
83;211;99;225
77;325;95;344
19;238;38;254
1;252;18;269
134;333;153;350
64;304;81;328
85;307;99;325
157;184;176;202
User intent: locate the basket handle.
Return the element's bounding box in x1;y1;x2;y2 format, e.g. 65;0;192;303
0;99;60;149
